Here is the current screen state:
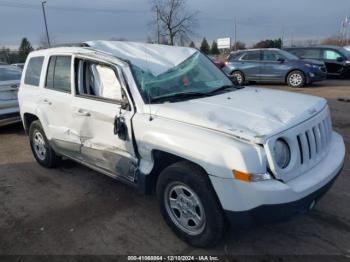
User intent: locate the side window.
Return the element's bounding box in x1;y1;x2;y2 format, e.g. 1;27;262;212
262;51;282;61
45;56;72;93
76;60;123;101
241;51;261;61
323;50;342;60
300;49;322;59
0;67;22;81
286;49;302;57
24;56;44;86
228;52;242;61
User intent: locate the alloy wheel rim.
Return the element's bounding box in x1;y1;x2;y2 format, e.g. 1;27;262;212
289;73;303;86
233;73;243;84
33;131;47;161
164;182;206;236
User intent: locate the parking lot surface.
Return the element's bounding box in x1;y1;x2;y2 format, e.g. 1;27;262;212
0;80;349;256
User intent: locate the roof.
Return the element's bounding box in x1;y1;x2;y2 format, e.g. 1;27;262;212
28;41;198;76
285;45;344;50
85;41;196;76
230;48;280;54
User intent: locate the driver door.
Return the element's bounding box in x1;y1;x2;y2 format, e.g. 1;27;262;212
261;50;288;82
322;49;345;76
71;57;137;181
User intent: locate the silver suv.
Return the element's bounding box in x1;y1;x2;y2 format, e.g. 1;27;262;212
0;65;22;127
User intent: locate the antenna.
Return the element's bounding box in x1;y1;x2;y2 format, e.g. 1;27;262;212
143;44;153;121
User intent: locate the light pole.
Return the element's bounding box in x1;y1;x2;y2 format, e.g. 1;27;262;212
42;1;51;47
156;5;160;44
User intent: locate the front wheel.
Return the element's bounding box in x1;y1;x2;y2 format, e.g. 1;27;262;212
231;71;245;85
287;70;306;88
156;161;226;247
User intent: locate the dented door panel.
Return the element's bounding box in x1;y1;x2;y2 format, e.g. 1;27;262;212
71;96;137;180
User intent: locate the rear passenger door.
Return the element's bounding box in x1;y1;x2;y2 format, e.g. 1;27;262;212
238;51;262;81
39;55;81;155
71;57;137;181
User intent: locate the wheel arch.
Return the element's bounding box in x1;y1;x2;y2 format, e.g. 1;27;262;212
141;149;210;194
285;68;306;84
23;113;39;135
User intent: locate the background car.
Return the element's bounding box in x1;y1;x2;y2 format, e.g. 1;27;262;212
208;55;225;69
11;63;25;69
345;46;350;52
223;48;327;87
285;46;350;78
0;65;22;127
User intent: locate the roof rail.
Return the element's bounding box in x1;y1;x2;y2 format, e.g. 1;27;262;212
49;42;89;48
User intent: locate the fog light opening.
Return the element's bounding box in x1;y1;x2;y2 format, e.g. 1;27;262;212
309;200;316;210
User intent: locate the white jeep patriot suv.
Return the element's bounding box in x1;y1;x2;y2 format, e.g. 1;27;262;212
18;41;345;247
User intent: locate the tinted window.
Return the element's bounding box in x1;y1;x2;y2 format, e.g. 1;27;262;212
24;57;44;86
290;49;322;59
241;51;260;61
46;56;71;93
323;50;342;60
0;67;22;81
262;51;282;61
76;60;123;101
228;52;242;61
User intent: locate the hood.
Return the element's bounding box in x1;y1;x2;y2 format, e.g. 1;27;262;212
298;58;324;66
151;87;327;143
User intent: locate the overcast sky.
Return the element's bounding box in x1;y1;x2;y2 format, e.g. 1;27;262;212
0;0;349;48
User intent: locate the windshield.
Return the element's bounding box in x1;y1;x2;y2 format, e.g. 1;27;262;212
131;51;234;103
0;67;22;81
340;48;350;59
277;49;299;60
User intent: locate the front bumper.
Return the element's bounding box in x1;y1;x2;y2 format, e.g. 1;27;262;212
224;166;342;227
306;68;327;83
209;132;345;226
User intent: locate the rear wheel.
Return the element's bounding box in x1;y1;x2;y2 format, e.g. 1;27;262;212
287;70;306;87
29;120;60;168
156;161;226;247
231;71;245;85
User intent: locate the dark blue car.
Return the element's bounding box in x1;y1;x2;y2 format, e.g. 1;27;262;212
223;48;327;87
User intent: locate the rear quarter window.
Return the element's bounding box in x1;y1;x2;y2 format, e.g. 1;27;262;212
24;56;44;86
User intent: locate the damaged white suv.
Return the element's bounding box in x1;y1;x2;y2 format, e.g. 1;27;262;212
18;41;345;247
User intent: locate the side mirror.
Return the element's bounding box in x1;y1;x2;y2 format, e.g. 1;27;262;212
337;57;345;62
121;99;130;111
277;58;285;63
114;116;128;141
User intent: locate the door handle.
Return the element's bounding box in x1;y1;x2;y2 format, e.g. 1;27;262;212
74;109;91;117
42;99;52;105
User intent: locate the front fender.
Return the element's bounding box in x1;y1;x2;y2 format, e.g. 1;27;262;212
133;113;267;179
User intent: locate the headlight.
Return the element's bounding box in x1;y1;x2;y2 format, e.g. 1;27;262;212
305;63;318;68
273;139;291;169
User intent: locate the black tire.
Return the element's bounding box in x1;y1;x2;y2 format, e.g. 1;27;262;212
287;70;306;88
29;120;60;168
156;161;226;247
231;70;245;85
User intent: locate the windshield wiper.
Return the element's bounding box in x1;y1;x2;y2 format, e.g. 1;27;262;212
207;84;242;95
150;91;209;103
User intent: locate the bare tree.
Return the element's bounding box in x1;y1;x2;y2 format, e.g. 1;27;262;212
151;0;198;46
